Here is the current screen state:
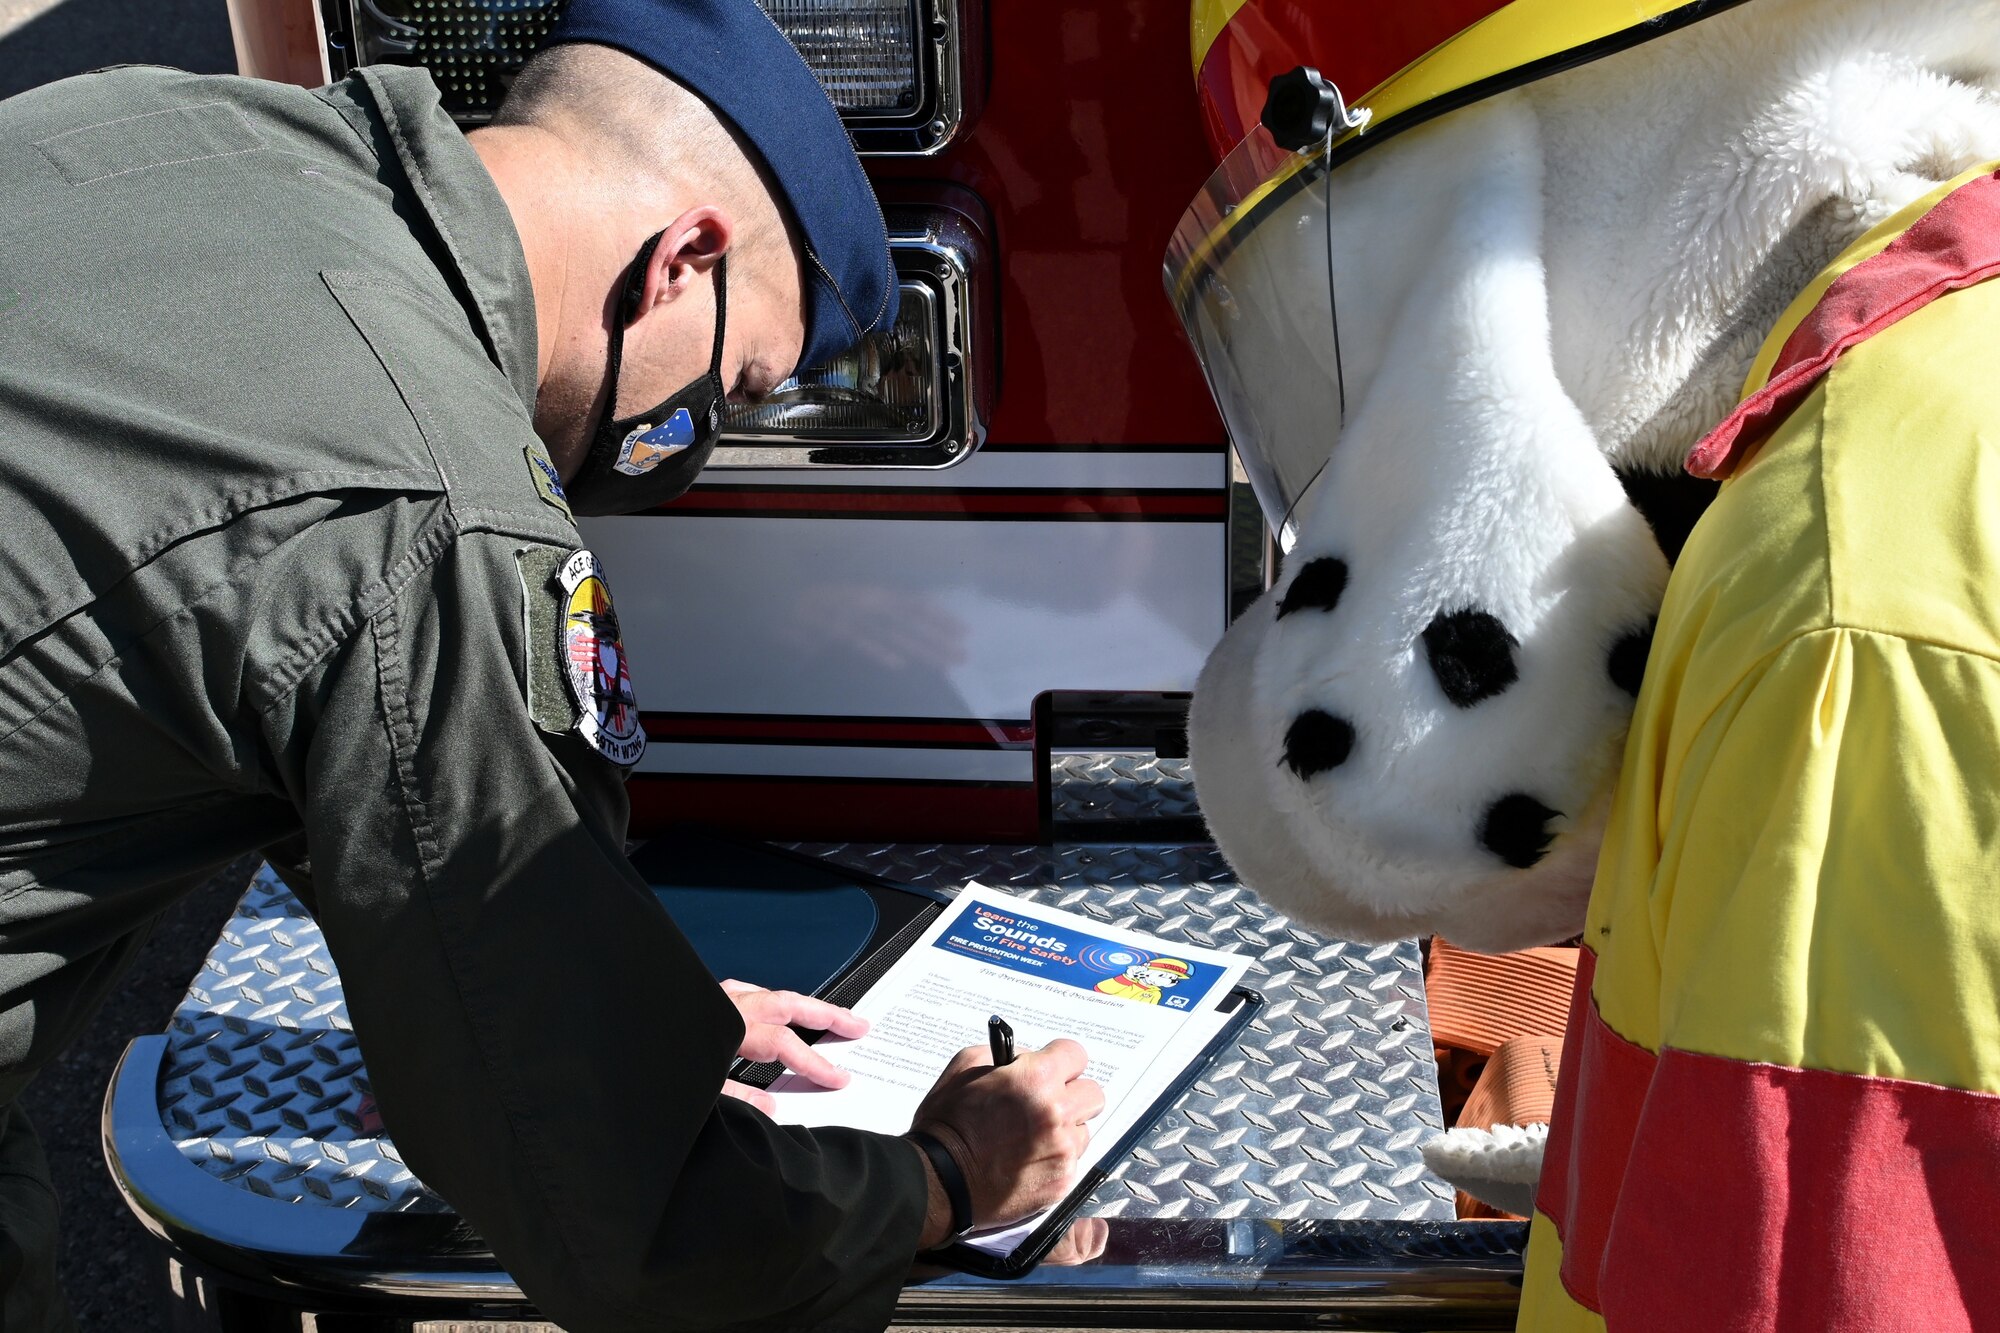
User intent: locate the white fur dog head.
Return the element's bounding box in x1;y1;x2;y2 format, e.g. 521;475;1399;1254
1189;0;2000;952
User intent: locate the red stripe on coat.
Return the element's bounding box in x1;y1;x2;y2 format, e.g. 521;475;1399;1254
1686;168;2000;478
1531;944;1594;1238
1535;949;2000;1328
1534;949;1655;1314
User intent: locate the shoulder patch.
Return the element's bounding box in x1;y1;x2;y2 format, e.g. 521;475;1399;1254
525;442;573;520
516;547;646;767
556;549;646;766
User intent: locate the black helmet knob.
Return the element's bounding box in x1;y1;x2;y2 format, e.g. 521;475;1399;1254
1262;65;1345;152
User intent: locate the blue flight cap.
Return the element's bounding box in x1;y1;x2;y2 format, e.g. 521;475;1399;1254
546;0;897;375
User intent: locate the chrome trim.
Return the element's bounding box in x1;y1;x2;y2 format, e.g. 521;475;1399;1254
708;205;985;469
104;1036;529;1302
843;0;966;157
900;1220;1529;1325
716;280;944;449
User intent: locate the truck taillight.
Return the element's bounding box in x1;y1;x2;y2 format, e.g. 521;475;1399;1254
711;204;987;468
328;0;966;153
763;0;917;112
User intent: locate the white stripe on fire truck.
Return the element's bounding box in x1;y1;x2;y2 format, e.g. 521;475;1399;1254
697;450;1226;491
630;742;1037;784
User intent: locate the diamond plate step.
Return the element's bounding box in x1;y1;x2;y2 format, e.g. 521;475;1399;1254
159;760;1453;1222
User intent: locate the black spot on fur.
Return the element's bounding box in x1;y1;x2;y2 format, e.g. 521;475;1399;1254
1277;557;1350;619
1282;710;1355;779
1422;608;1519;708
1480;794;1561;869
1608;620;1656;697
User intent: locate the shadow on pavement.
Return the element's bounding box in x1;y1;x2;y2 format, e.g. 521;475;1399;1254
20;857;257;1332
0;0;234;102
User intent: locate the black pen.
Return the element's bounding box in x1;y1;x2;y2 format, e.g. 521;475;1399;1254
988;1014;1015;1067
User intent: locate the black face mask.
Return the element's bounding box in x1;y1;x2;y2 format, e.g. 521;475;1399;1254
563;232;729;517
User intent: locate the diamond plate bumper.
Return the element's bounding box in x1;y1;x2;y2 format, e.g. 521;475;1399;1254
106;757;1526;1325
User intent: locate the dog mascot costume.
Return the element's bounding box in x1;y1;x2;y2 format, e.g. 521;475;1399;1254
1170;0;2000;1325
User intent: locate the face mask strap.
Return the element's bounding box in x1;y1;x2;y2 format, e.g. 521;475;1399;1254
706;253;729;378
596;229;667;436
607;246;729;442
564;235;733;517
689;254;730;439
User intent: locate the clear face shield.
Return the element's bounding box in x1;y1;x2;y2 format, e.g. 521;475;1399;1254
1165;117;1363;552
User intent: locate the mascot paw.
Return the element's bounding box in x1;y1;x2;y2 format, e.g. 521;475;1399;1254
1421;1123;1548;1218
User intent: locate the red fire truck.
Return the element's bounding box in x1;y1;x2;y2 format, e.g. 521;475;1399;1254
102;1;1528;1326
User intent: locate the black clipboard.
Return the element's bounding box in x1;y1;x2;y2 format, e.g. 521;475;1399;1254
632;829;1264;1277
631;827;951;1027
932;983;1265;1279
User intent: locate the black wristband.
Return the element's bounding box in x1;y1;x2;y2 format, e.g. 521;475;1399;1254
908;1129;974;1241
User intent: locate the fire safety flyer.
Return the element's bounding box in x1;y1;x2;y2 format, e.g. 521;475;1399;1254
765;885;1251;1249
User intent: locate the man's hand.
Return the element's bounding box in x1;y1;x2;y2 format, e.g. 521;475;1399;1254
1042;1216;1109;1266
717;979;869;1115
905;1039;1106;1248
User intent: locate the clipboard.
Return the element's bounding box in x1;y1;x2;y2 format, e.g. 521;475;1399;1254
632;829;1264;1276
630;827;950;1018
933;982;1265;1279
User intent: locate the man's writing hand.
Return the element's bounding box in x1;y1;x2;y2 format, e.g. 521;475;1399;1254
906;1039;1106;1248
717;979;869;1115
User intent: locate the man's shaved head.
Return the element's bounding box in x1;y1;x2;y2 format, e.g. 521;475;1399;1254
469;39;811;475
492;41;794;284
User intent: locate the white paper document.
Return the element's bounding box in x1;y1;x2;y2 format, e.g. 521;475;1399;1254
765;884;1250;1255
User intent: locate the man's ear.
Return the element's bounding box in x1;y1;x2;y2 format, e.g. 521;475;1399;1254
634;205;733;319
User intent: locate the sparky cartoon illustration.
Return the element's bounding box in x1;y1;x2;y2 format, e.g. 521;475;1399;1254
1094;957;1192;1005
565;573;638;730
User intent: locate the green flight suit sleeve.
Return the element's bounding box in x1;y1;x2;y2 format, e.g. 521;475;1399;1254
268;528;927;1333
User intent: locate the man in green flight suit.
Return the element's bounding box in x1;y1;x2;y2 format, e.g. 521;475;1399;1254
0;0;1106;1327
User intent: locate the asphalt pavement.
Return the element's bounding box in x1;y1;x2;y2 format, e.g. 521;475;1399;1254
2;8;243;1328
24;863;258;1331
0;0;232;101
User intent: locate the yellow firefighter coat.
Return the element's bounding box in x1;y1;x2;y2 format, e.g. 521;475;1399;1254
1521;162;2000;1330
